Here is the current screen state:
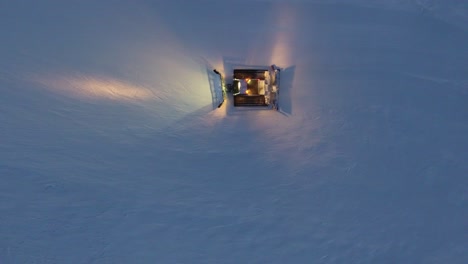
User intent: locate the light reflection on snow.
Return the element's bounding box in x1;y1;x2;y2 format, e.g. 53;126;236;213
33;74;157;102
269;3;296;67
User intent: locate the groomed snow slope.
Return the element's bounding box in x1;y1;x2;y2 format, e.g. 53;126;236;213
1;1;467;263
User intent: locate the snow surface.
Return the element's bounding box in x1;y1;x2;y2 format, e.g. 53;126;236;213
1;0;467;263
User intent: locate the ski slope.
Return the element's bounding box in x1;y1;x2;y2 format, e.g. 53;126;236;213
1;1;467;263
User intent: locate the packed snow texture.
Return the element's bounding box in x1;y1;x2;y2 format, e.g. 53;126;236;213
1;0;467;263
